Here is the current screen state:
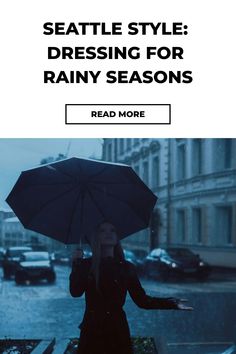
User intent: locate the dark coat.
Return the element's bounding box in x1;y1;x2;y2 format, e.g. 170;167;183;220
69;257;178;354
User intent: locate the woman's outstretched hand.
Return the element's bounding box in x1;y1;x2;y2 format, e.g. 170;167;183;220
174;298;193;311
167;297;193;310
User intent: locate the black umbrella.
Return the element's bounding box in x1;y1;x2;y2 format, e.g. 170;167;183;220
6;157;157;244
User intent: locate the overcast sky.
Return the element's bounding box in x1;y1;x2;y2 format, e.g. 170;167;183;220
0;139;103;209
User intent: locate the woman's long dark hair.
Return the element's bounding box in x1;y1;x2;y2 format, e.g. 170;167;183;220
89;222;125;289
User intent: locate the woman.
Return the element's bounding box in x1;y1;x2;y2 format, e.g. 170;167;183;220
70;222;193;354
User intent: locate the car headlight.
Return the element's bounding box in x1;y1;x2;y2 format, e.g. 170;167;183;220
171;262;177;268
199;261;205;266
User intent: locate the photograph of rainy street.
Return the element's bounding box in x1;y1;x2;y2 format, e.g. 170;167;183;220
0;138;236;354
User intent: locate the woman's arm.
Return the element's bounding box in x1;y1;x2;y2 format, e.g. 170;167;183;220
127;262;192;310
69;251;89;297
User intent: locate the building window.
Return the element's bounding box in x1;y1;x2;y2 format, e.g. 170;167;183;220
216;206;233;245
127;139;131;151
134;164;140;176
215;139;232;170
192;139;203;175
152;156;160;188
192;208;202;243
133;138;139;146
177;210;186;242
143;161;149;185
107;143;112;161
119;139;124;155
177;143;186;180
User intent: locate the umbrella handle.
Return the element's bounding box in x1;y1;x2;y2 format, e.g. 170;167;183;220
73;248;84;261
75;236;83;253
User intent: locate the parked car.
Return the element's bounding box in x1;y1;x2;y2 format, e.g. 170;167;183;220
124;249;137;265
144;247;211;280
131;249;148;262
123;249;147;275
126;249;148;275
51;250;71;265
2;246;32;279
15;251;56;284
0;247;6;266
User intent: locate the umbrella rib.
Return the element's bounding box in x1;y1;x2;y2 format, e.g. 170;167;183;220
52;162;86;180
75;158;84;175
25;185;79;227
90;185;149;225
86;188;108;221
21;182;74;188
89;181;139;185
66;187;108;243
88;173;154;193
87;166;113;181
31;165;75;180
65;189;82;245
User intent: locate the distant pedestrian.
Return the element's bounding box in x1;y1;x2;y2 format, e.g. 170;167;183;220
70;222;193;354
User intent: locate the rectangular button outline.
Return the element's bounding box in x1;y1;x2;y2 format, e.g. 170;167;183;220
65;104;171;125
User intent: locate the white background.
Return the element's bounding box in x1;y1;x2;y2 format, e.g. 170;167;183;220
1;0;235;138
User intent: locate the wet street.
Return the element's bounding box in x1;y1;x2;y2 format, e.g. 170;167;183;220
1;265;236;353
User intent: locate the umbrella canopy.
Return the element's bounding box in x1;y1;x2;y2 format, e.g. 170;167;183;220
6;157;157;244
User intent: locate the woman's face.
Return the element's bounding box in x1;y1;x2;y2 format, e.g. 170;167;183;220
98;222;118;246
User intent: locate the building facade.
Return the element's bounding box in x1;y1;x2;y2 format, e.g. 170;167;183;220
102;138;236;267
1;214;58;252
0;208;15;246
